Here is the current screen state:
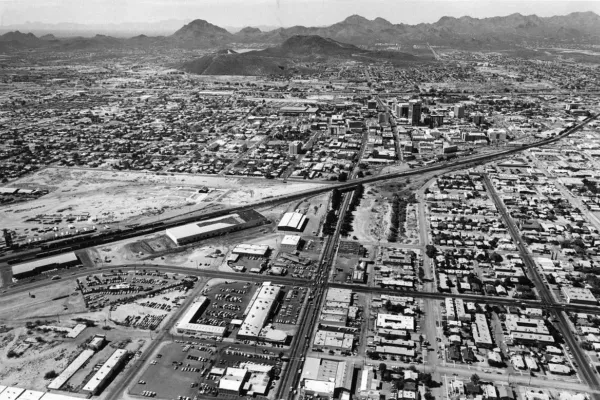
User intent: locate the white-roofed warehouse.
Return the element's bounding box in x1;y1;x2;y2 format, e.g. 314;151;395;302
166;210;267;246
277;212;307;232
232;244;269;257
237;283;281;340
82;349;128;395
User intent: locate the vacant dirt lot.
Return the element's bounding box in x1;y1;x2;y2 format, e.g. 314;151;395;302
1;167;326;245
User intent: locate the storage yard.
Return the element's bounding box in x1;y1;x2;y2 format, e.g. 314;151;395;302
77;269;197;314
0;167;325;248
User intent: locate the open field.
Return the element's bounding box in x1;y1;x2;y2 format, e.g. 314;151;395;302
0;167;326;246
0;277;85;321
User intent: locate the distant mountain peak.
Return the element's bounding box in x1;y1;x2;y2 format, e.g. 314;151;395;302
373;17;392;25
237;26;262;35
0;30;41;45
280;34;358;51
343;15;371;24
171;19;232;39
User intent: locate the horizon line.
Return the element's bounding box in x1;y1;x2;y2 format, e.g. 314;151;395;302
1;9;597;31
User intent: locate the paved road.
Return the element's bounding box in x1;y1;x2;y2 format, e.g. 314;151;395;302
483;173;600;398
104;270;209;400
328;282;600;315
320;353;598;394
4;113;595;267
1;263;309;299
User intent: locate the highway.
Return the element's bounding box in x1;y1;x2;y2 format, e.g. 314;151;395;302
483;174;600;398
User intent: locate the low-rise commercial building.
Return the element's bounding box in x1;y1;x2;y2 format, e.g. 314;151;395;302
237;283;281;340
82;349;128;395
175;297;227;338
562;287;597;305
280;235;301;252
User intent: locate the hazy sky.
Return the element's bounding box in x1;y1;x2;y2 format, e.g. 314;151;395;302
1;0;599;27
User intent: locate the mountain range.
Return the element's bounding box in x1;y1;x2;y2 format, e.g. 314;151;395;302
0;11;599;53
180;35;423;76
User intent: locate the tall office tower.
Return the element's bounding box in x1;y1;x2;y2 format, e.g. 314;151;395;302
454;105;465;119
398;103;410;118
408;101;422;126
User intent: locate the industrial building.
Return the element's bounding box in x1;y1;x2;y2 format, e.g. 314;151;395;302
12;390;44;400
11;252;80;280
0;386;84;400
277;212;307;232
280;235;301;253
232;244;269;257
48;349;95;390
82;349;128;395
0;387;25;400
300;358;351;399
176;296;227;338
166;210;266;246
237;283;281;340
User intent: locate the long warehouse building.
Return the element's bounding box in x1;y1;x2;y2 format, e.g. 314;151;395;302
11;252;80;280
82;349;128;395
166;210;267;246
48;349;95;390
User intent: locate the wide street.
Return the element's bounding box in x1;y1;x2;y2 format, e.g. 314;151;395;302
483;173;600;397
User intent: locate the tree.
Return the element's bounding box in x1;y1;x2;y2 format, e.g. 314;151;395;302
338;172;348;182
489;252;503;263
379;363;387;373
331;189;342;210
425;245;437;258
470;374;480;385
420;373;433;387
44;370;58;379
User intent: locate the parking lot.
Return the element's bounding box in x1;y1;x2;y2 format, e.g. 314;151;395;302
132;341;283;399
132;341;218;399
199;280;257;338
271;252;319;279
228;254;268;273
273;286;308;326
78;269;196;310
